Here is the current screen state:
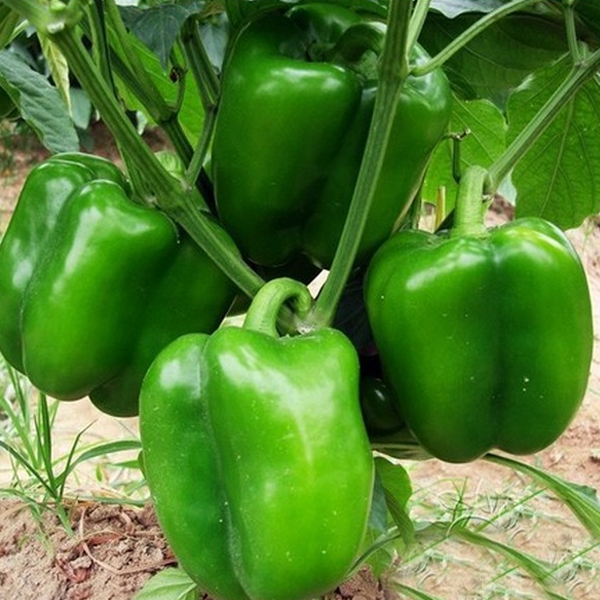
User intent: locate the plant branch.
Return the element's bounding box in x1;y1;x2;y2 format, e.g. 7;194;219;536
488;46;600;188
563;0;582;62
407;0;430;51
309;1;413;329
51;26;263;298
181;17;220;112
411;0;541;77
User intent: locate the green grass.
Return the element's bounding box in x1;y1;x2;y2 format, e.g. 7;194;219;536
380;456;600;600
0;359;144;531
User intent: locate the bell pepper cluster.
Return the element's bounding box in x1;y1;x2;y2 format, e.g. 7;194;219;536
0;3;593;600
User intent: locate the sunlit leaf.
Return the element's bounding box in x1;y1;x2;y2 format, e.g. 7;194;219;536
507;56;600;228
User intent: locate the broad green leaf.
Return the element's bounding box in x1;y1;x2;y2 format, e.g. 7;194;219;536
507;56;600;228
570;0;600;42
0;49;79;153
39;35;71;113
120;1;206;71
375;457;414;545
486;453;600;538
420;12;568;105
375;456;412;511
422;97;507;209
199;12;229;70
368;473;390;534
233;0;388;23
133;568;198;600
430;0;505;18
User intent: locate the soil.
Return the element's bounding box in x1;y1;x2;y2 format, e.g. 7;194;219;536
1;122;599;600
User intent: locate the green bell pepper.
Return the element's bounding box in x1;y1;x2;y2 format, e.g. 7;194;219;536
140;278;374;600
0;153;236;417
212;2;452;269
359;351;404;436
365;167;593;463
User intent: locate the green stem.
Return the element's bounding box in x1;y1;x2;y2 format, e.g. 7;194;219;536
224;0;244;30
411;0;540;77
244;278;313;337
1;0;50;31
310;1;412;328
488;46;600;187
450;165;492;238
0;9;21;48
186;104;217;190
564;0;582;62
52;26;263;298
88;1;116;94
104;0;198;170
407;0;430;51
94;43;196;167
181;18;220;112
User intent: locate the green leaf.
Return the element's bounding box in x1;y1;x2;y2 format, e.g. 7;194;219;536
423;97;507;208
571;0;600;42
120;1;206;70
368;473;390;534
375;457;414;545
38;34;71;114
133;568;198;600
112;32;204;143
507;56;600;228
0;49;79;153
233;0;388;22
430;0;506;18
486;453;600;538
420;12;568;105
0;5;20;49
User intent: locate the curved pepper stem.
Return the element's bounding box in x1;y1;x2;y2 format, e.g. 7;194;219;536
244;278;314;337
450;165;494;239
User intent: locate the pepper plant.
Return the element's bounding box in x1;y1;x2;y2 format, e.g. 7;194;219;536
0;0;600;599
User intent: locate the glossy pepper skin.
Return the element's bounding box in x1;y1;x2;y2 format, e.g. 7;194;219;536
365;217;593;463
212;3;452;269
140;279;374;600
0;153;236;417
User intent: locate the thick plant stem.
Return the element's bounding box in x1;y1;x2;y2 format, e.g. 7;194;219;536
52;27;263;298
310;1;413;329
488;46;600;188
450;166;492;239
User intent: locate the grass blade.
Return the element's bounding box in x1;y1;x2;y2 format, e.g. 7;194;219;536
392;582;445;600
486;453;600;538
0;438;57;498
63;439;142;480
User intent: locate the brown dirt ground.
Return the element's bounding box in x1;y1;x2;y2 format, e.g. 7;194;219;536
1;122;599;599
